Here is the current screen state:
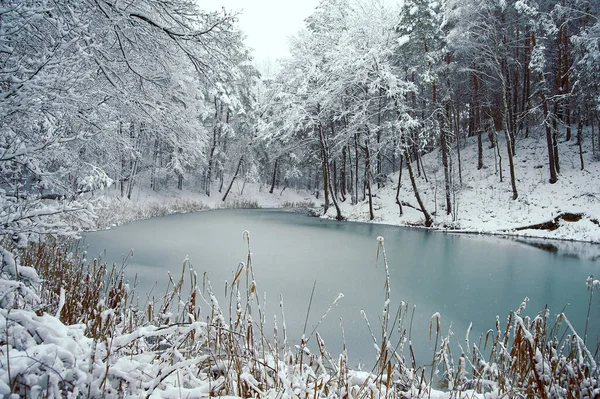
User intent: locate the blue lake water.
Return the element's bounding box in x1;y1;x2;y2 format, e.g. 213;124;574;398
83;209;600;368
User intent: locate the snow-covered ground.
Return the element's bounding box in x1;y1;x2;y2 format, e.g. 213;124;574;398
327;129;600;244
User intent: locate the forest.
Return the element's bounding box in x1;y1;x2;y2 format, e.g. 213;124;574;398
1;1;600;397
2;0;600;237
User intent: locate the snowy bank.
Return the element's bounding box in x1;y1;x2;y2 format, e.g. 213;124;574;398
323;131;600;247
93;127;600;253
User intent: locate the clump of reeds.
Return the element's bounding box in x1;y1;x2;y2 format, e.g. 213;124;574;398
282;200;318;209
432;286;600;398
217;199;260;209
18;240;134;337
95;197;209;229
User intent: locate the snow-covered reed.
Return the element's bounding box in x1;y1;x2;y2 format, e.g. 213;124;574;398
0;238;598;398
281;200;318;209
215;199;260;209
94;197;210;229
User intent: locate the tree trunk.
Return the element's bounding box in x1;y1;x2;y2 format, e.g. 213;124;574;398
348;149;353;202
597;112;600;154
453;100;463;185
376;91;383;189
314;167;320;198
354;131;359;205
340;146;347;201
540;92;558;184
322;152;330;212
206;127;218;197
395;155;404;216
552;102;560;173
119;121;126;197
440;117;452;214
474;72;484;170
127;130;143;199
126;123;140;199
318;123;342;220
319;125;330;213
477;130;483;170
577;118;584;171
413;130;421;177
127;160;139;198
591;112;596;156
502;69;518;200
269;158;279;194
327;164;343;221
150;137;160;191
222;156;244;201
419;148;428;183
512;30;520;141
522;28;532;138
392;137;397;172
494;131;502;182
507;72;516;157
241;176;247;196
468;103;474;138
560;24;572;142
333;159;338;200
364;134;375;221
564;27;571;142
402;135;432;227
503;128;518;200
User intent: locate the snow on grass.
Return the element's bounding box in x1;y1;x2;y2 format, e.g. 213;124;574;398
93;178;316;230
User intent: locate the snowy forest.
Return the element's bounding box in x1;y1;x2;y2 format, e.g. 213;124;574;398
2;0;600;236
2;0;600;397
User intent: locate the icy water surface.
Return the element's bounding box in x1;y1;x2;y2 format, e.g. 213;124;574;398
83;209;600;368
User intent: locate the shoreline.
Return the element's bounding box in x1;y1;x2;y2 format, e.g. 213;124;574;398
93;194;600;245
91;198;600;263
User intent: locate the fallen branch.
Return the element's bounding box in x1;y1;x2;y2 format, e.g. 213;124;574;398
514;212;586;231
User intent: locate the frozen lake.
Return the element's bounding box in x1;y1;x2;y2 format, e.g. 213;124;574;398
83;209;600;368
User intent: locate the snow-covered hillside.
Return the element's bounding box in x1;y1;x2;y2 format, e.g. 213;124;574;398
325;128;600;244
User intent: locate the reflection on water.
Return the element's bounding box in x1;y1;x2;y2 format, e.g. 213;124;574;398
83;209;600;368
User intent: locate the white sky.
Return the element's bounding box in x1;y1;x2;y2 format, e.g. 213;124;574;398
200;0;321;68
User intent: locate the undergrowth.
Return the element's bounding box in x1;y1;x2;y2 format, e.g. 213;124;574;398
217;199;260;209
282;200;318;209
95;197;210;229
95;197;261;230
0;236;598;397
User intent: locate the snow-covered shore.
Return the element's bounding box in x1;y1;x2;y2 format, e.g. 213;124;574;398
101;128;600;251
323;131;600;244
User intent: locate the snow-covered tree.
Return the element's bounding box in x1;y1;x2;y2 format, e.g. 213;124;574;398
0;0;252;239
